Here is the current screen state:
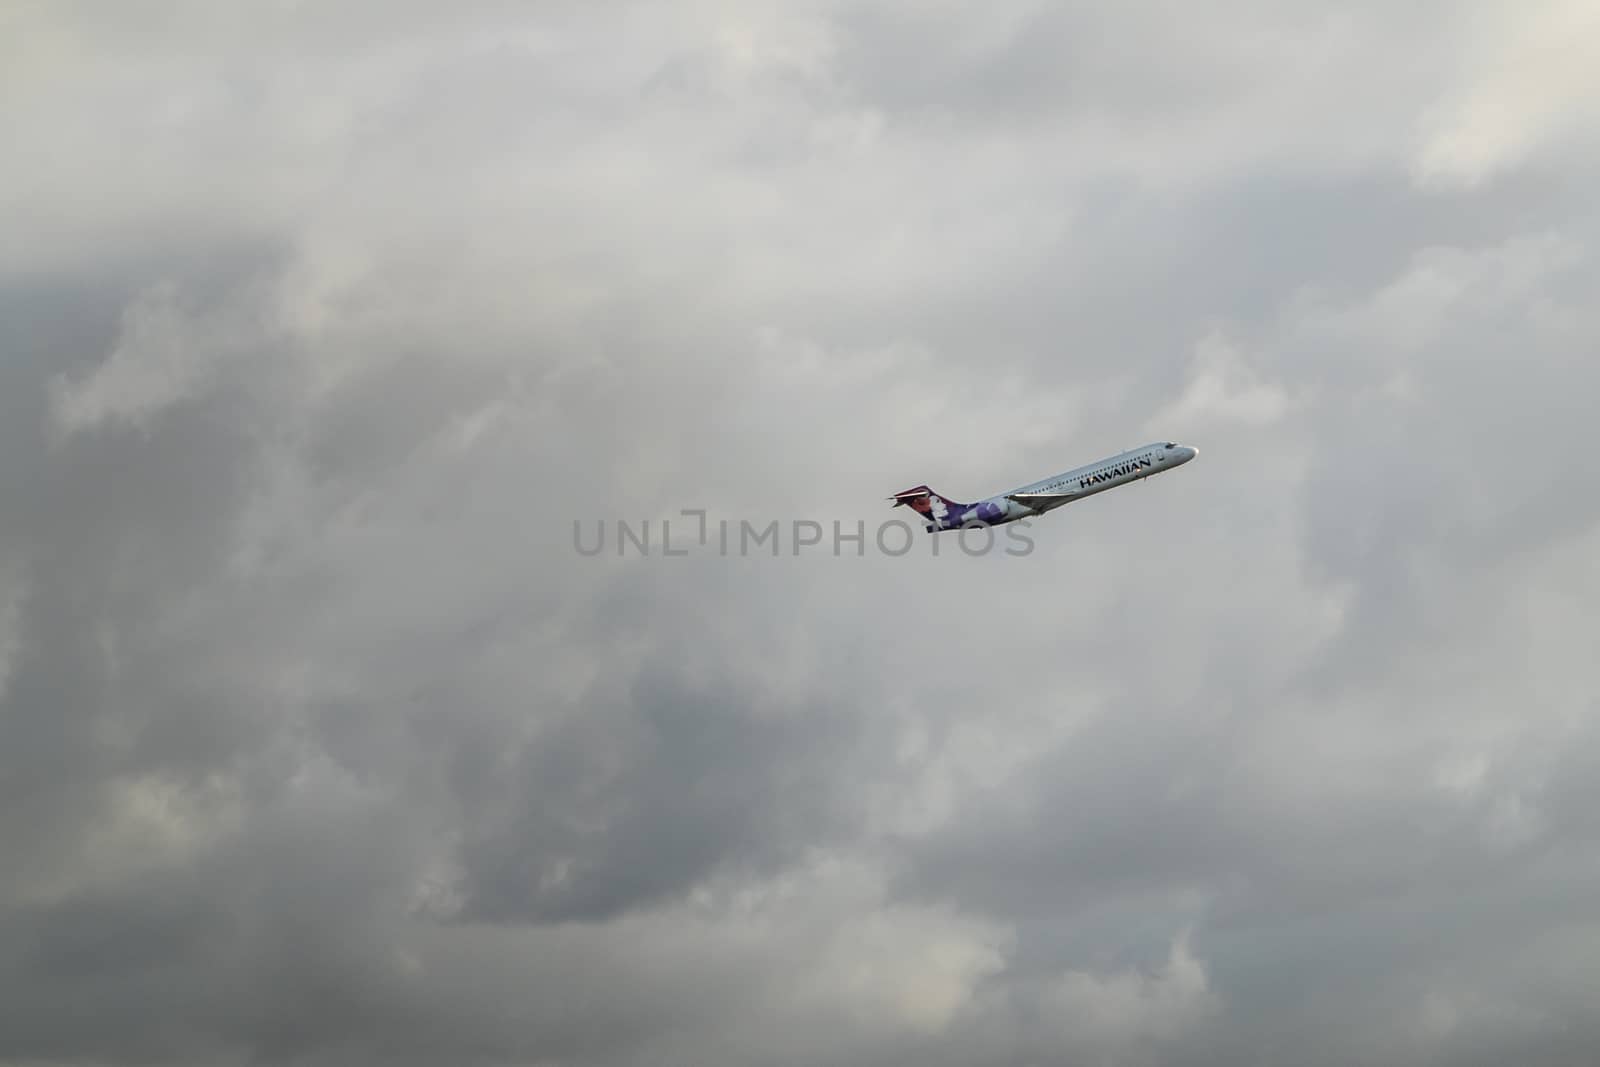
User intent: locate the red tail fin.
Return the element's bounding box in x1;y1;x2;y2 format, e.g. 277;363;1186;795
888;485;966;521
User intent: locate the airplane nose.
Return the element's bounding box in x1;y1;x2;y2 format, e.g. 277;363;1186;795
1184;445;1199;462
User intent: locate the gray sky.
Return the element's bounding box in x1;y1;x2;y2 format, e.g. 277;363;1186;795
4;2;1600;1064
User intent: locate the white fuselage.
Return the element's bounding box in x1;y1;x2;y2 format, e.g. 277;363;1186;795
987;441;1199;523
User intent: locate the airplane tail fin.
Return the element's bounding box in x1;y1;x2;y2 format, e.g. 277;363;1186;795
888;485;967;527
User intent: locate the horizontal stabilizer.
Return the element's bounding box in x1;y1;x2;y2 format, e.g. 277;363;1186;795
888;485;933;505
888;484;967;521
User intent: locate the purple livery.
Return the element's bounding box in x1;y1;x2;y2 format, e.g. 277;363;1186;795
890;441;1198;532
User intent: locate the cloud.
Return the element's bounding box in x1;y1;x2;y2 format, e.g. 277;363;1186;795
1412;0;1600;188
50;283;213;433
1041;932;1221;1052
2;2;1599;1066
1148;331;1293;429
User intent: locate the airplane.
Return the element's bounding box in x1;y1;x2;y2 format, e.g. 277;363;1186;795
889;441;1199;531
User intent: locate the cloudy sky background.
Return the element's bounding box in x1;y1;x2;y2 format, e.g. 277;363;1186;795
4;2;1600;1064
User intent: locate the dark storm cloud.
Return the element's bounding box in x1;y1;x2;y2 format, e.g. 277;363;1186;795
3;2;1599;1065
451;649;872;923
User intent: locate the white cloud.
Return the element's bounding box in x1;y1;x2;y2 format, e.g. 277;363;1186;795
50;283;214;433
1150;331;1291;429
1413;0;1600;187
1041;932;1221;1053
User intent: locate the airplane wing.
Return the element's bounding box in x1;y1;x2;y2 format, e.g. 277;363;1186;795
1007;492;1074;512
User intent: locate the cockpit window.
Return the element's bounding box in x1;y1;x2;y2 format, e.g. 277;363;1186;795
1164;442;1176;448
